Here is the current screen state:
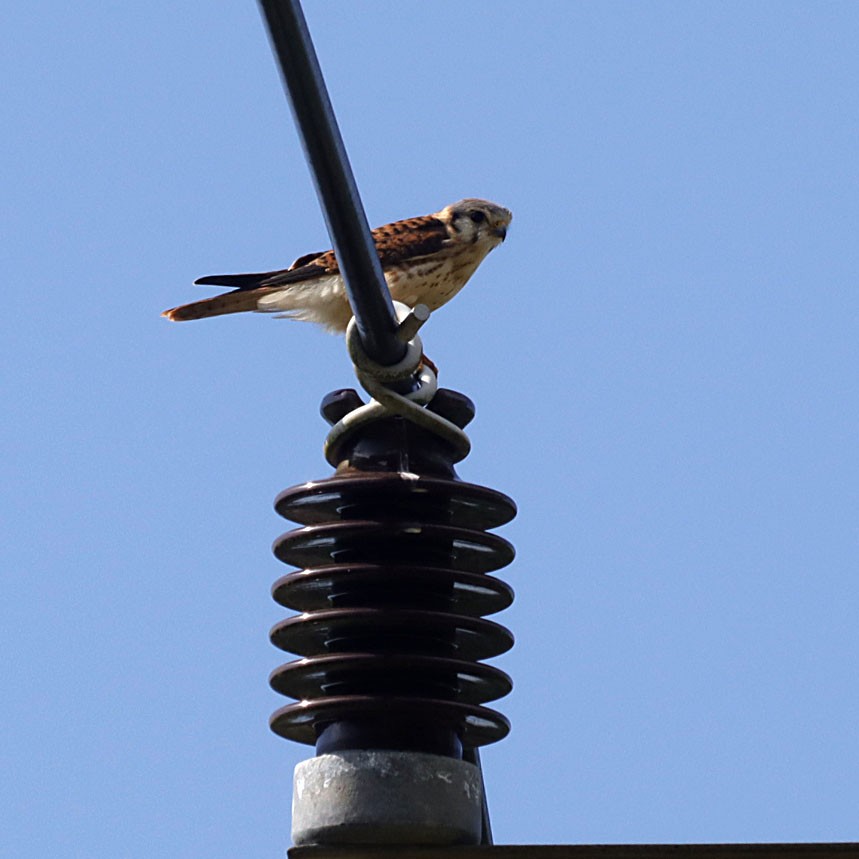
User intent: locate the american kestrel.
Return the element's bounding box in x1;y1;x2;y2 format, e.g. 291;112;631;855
162;199;511;330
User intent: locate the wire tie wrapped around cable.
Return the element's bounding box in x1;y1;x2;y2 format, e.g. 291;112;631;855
323;302;471;466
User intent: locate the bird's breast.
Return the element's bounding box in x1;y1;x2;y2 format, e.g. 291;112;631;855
386;246;490;311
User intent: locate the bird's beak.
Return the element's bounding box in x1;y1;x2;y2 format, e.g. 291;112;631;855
493;226;507;241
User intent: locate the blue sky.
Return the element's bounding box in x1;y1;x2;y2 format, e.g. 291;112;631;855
3;2;859;855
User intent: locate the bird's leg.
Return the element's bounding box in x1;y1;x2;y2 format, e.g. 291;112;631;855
420;353;439;377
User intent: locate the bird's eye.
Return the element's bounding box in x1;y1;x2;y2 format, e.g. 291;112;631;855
469;210;486;224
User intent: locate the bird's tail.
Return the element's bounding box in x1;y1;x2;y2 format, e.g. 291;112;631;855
161;288;267;322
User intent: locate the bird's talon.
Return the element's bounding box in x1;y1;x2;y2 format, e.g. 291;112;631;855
419;354;439;377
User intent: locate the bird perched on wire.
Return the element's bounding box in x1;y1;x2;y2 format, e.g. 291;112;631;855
162;199;511;331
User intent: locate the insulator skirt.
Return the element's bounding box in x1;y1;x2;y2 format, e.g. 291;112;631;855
270;449;516;754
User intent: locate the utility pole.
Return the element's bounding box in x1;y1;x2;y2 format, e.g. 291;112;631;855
258;0;513;846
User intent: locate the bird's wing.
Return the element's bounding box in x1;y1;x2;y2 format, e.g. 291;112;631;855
362;214;451;267
195;215;450;291
163;214;450;322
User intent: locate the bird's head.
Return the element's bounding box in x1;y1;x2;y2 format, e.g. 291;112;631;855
438;198;512;248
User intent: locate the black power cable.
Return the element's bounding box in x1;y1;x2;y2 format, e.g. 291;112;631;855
257;0;407;367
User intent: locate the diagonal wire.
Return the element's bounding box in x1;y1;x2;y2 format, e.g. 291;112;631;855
257;0;406;367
